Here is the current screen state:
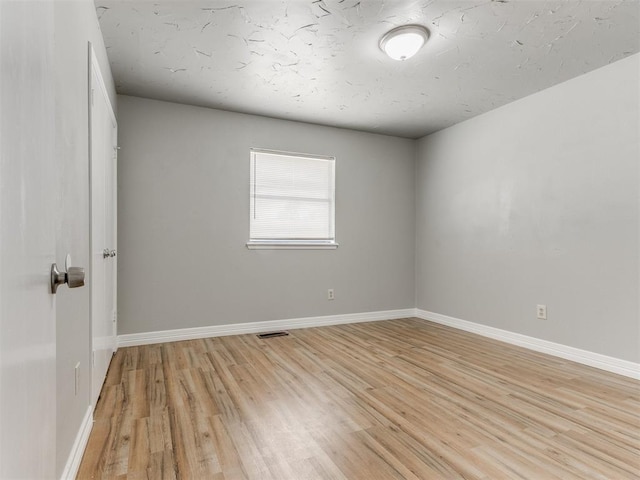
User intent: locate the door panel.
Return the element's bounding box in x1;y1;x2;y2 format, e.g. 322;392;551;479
0;2;57;477
90;50;118;406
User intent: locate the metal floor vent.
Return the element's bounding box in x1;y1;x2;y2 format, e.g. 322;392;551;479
257;331;289;339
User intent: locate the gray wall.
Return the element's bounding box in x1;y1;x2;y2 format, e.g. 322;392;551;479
416;54;640;362
117;96;416;335
53;0;116;476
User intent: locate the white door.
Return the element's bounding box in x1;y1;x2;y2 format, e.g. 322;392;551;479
90;48;118;406
0;2;57;478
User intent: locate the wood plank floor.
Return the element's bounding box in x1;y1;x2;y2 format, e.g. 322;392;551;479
77;318;640;479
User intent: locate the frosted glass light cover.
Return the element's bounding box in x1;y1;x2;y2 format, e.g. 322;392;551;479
380;25;429;61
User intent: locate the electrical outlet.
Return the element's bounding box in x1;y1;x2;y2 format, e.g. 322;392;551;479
537;304;547;320
327;289;335;300
74;362;80;396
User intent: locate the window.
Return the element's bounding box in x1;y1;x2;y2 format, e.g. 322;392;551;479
247;148;337;249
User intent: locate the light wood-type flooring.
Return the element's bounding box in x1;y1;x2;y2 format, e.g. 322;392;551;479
77;318;640;479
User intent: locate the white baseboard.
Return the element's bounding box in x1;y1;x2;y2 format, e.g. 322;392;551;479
415;309;640;380
117;308;415;348
60;405;93;480
116;307;639;380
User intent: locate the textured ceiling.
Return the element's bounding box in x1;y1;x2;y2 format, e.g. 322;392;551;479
96;0;639;138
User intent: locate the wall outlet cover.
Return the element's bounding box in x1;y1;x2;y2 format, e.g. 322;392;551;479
537;304;547;320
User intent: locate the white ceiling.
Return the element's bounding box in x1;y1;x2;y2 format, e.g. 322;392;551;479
96;0;639;138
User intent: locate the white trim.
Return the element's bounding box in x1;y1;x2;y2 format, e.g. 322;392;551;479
250;147;335;162
415;309;640;380
89;44;116;125
60;405;93;480
117;307;639;379
118;309;414;348
246;241;338;250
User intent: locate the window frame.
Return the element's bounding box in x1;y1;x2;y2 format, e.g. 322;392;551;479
246;148;338;250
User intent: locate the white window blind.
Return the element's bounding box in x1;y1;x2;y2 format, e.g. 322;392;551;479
248;149;336;248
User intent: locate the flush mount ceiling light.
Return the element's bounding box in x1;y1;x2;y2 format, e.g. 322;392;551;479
379;25;429;61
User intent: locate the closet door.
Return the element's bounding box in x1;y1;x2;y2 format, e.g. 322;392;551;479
90;46;118;407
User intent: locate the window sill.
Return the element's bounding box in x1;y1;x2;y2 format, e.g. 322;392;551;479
246;241;339;250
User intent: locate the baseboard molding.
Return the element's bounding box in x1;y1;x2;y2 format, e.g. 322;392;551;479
415;309;640;380
117;307;639;379
117;308;415;348
60;405;93;480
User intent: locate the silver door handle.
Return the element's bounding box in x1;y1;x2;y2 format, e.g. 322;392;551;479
51;263;85;294
103;248;110;259
110;249;116;258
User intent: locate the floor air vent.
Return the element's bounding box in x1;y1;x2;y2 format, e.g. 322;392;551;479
257;331;289;339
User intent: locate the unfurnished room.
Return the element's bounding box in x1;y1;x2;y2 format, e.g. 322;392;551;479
0;0;639;479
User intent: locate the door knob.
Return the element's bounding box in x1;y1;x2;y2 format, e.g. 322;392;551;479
103;248;110;259
109;249;116;258
51;263;85;294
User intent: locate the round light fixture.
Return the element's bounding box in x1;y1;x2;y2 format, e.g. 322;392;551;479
379;25;429;61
